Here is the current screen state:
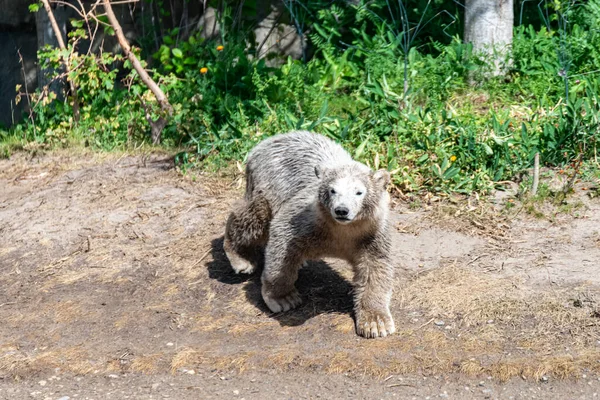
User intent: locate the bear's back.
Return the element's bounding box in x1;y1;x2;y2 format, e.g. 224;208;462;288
245;131;359;210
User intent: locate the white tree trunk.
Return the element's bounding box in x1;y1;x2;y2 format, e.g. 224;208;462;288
464;0;514;79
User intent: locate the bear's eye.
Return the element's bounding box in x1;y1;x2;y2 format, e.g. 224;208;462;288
330;188;336;195
356;191;363;196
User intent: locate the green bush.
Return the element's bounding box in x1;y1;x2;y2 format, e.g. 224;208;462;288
3;0;599;194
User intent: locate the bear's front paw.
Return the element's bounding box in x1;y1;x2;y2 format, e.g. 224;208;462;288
355;309;395;338
230;258;256;275
262;287;302;313
224;248;256;275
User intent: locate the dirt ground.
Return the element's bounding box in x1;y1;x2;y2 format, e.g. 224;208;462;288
1;150;600;399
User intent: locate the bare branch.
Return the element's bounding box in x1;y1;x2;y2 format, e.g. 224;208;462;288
102;0;173;144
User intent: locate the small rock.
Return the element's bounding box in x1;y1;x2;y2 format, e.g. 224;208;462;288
166;342;174;347
186;370;195;375
233;390;240;395
478;381;485;387
487;320;494;324
56;397;70;400
108;374;119;379
434;320;445;326
38;381;47;387
220;376;227;380
482;388;492;394
439;392;448;398
444;325;452;330
151;383;160;391
541;376;549;383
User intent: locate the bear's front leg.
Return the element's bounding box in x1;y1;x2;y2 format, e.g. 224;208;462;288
352;256;395;338
260;236;303;313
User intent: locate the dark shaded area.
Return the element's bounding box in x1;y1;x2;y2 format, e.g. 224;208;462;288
207;236;354;328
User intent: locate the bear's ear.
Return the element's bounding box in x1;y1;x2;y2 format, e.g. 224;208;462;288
314;165;327;179
372;169;391;189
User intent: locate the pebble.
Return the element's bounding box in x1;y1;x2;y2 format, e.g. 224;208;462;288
56;397;70;400
478;381;485;387
151;383;160;391
107;374;119;379
541;376;549;383
39;381;47;387
233;390;240;395
166;342;174;347
434;320;445;326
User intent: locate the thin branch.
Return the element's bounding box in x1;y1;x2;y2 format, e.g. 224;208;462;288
102;0;173;144
532;152;540;195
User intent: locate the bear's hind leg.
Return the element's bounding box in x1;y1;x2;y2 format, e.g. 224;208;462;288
224;194;272;274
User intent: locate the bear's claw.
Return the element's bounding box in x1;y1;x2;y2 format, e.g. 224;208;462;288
262;289;302;313
355;309;395;339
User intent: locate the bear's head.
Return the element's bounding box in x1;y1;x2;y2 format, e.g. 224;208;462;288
315;163;390;225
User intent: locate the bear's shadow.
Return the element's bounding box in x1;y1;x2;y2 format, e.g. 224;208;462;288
207;237;354;327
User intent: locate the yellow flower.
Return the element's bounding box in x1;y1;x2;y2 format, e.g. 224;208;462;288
450;155;457;162
216;45;224;51
200;67;208;74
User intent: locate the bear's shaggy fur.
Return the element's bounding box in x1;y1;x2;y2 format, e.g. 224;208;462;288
223;130;395;338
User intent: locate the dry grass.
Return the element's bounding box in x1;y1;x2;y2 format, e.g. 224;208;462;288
0;347;97;379
427;201;511;240
131;354;162;374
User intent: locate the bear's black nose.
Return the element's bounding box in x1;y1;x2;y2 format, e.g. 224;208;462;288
335;207;349;217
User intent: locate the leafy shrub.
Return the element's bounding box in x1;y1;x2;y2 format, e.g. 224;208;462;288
3;0;599;194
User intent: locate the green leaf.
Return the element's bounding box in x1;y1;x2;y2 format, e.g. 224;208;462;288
354;137;369;159
172;48;183;58
319;99;329;120
482;143;493;155
443;166;460;180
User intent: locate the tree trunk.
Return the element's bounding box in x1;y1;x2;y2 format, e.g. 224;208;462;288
102;0;173;145
38;0;80;122
464;0;514;80
35;2;65;99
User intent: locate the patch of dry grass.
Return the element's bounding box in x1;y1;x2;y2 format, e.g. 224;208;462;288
131;353;163;374
428;201;510;240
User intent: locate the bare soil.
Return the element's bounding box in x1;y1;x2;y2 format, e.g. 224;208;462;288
1;150;600;399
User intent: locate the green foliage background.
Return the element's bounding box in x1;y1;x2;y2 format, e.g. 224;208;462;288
2;0;600;194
